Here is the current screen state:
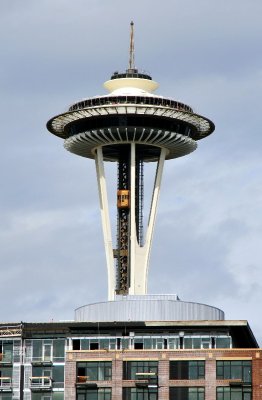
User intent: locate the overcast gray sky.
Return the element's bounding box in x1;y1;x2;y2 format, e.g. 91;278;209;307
0;0;261;344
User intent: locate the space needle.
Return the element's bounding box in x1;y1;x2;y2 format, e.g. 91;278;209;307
47;22;215;303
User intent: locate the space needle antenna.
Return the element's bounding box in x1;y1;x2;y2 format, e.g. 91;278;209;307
128;21;135;70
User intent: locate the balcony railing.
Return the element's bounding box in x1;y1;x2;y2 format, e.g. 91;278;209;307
0;377;12;391
30;376;52;390
135;372;158;387
76;377;97;388
31;357;53;366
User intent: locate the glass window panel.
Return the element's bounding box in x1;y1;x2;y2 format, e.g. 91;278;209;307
224;365;230;379
216;337;231;348
31;395;42;400
53;393;64;400
192;338;201;348
43;344;51;361
189;364;197;379
184;338;192;349
168;338;179;349
143;339;152;349
243;363;252;383
53;365;64;388
81;340;89;350
231;364;242;379
32;341;42;361
99;340;109;350
121;339;129;349
109;339;116;349
231;389;242;400
53;340;65;361
86;390;97;400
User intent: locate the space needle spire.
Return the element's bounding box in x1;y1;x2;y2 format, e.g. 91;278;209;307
47;23;215;301
128;21;135;70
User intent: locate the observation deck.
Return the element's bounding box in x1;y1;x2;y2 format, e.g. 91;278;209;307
47;71;214;162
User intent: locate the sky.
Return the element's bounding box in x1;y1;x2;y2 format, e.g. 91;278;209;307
0;0;262;344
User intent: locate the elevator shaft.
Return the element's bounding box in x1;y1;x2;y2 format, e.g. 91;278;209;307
116;145;144;294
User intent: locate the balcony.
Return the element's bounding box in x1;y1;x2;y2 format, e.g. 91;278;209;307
135;373;158;388
76;377;97;388
0;377;12;392
30;377;53;391
31;356;53;367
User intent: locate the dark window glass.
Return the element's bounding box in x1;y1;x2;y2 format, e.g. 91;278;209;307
216;338;231;348
216;361;252;383
170;361;205;380
90;341;99;350
76;362;112;381
216;387;251;400
134;342;143;349
123;388;157;400
170;387;204;400
76;388;111;400
53;340;65;362
73;340;80;350
32;341;42;361
52;365;64;388
123;361;158;381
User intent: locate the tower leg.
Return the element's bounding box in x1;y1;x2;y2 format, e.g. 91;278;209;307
129;146;167;294
95;146;115;300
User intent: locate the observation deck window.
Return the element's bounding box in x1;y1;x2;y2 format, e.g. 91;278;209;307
68;96;193;113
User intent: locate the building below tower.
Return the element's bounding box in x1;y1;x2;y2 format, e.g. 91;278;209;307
0;318;261;400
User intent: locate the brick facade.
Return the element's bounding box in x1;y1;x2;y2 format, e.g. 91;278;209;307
66;348;262;400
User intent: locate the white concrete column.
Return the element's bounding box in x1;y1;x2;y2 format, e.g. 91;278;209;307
130;146;167;295
95;146;115;300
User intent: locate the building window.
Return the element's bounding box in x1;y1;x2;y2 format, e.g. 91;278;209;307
31;394;64;400
0;396;14;400
123;387;157;400
215;337;231;349
0;367;12;389
31;366;64;389
31;339;65;363
77;388;111;400
170;361;205;380
123;361;158;381
0;341;13;363
77;362;112;382
170;387;204;400
72;338;117;351
216;386;252;400
216;361;252;383
182;336;231;349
